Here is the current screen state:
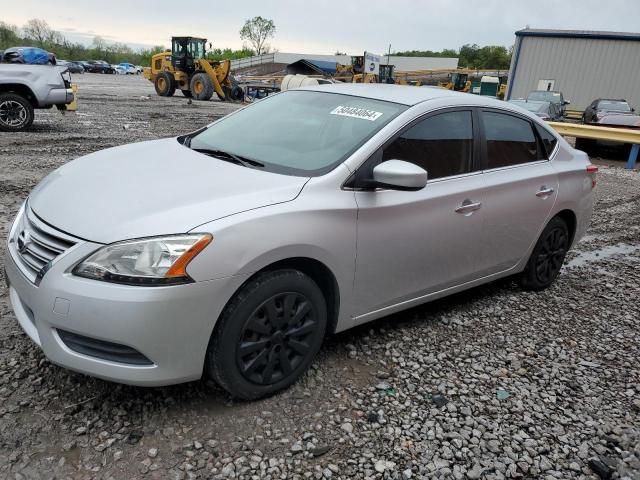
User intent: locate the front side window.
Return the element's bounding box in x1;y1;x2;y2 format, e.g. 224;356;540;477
381;110;474;180
189;90;407;176
483;111;539;169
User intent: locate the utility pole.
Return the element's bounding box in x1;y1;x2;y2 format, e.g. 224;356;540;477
387;44;391;65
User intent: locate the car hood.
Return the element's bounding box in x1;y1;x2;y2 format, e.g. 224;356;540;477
596;112;640;127
29;138;309;244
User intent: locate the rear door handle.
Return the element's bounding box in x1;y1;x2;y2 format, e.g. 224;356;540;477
455;199;482;215
536;186;555;197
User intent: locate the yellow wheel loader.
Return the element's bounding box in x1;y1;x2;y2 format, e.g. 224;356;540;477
143;37;243;102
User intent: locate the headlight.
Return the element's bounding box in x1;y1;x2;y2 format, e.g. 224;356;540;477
73;234;212;286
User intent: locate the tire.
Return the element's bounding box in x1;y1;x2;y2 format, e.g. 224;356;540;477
181;89;193;98
0;93;34;132
190;73;214;101
575;137;596;156
154;71;176;97
206;269;327;400
519;216;569;291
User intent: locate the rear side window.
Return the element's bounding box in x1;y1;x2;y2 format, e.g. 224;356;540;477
483;111;539;168
535;123;558;157
382;110;473;179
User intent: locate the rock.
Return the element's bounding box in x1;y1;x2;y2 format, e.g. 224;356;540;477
402;468;413;479
432;394;449;408
127;430;144;445
341;423;353;434
310;445;331;457
467;464;484;479
588;458;614;479
366;412;380;423
148;448;158;458
374;460;395;473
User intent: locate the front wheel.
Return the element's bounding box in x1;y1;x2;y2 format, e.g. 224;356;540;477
0;93;34;132
206;270;327;400
190;73;214;101
519;216;569;291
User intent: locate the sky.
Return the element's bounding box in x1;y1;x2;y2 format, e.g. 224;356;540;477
1;0;639;54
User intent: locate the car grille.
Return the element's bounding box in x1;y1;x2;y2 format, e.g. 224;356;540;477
9;206;77;284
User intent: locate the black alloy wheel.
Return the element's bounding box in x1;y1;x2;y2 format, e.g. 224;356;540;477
519;216;569;290
0;93;34;131
237;292;317;385
206;269;327;400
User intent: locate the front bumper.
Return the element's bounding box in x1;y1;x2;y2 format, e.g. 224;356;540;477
4;215;247;387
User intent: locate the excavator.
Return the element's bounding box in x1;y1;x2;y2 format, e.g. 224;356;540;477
143;37;243;101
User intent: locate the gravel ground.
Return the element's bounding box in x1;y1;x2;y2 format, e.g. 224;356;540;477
0;74;639;480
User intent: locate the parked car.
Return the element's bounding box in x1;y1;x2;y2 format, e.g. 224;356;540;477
582;99;640;127
5;85;596;399
57;60;84;74
117;63;138;75
527;90;570;115
78;61;93;71
0;64;74;131
508;99;563;121
84;60;115;74
1;46;56;65
577;98;640;154
135;65;144;74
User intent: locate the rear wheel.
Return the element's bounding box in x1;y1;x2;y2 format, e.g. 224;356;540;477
0;93;34;132
519;216;569;291
205;269;327;400
575;137;596;156
154;71;176;97
190;73;214;101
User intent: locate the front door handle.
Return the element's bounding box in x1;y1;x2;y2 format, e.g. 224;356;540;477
536;186;555;198
455;199;482;215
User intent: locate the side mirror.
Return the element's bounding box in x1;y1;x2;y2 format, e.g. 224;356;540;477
371;160;428;191
564;100;570;105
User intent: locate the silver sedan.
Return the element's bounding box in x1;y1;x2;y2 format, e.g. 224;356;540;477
5;84;596;399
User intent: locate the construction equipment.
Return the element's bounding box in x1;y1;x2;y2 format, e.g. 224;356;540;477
143;37;243;102
335;55;390;83
439;72;471;92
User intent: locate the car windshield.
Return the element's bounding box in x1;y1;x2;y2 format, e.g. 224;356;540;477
598;100;631;112
188;90;408;176
510;100;548;113
527;91;561;104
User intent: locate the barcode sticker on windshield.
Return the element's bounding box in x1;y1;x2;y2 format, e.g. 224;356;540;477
330;106;383;121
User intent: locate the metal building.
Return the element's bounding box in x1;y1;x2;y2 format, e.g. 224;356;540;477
507;29;640;111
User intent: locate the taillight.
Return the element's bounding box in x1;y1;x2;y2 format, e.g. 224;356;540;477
587;164;598;189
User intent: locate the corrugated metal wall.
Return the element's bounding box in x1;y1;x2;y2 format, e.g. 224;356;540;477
508;36;640;110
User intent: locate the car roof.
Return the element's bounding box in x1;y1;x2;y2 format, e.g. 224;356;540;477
297;83;506;107
509;99;549;105
596;98;628;103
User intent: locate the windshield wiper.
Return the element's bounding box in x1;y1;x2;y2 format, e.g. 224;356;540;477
193;148;264;168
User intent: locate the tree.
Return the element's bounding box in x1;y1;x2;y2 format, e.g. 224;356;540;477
23;18;54;47
239;16;275;56
0;21;20;48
